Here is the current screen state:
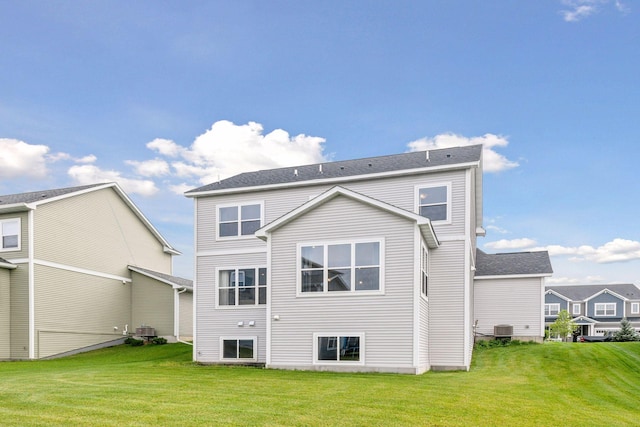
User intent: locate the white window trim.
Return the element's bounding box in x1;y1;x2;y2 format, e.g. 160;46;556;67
572;303;580;315
545;303;560;316
632;302;640;315
296;238;385;297
216;201;264;241
414;182;452;225
219;336;257;362
594;302;616;317
420;242;429;301
0;217;21;252
312;332;365;366
214;266;267;309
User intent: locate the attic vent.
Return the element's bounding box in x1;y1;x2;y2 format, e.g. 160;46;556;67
494;324;513;338
294;169;298;176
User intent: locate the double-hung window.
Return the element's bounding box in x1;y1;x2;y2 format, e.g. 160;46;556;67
1;218;20;251
594;303;616;317
218;267;267;306
416;183;450;223
545;303;560;316
218;202;262;238
632;302;640;315
572;303;581;315
314;333;363;364
299;240;382;294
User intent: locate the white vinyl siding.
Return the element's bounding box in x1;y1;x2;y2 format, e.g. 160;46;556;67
474;277;545;339
130;271;175;338
268;196;417;372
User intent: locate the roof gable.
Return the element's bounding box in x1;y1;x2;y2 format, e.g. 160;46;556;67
255;185;439;248
546;284;640;302
128;266;193;290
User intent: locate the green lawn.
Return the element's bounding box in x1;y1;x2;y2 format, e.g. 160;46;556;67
1;342;639;426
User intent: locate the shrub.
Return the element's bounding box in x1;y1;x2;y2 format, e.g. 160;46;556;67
151;337;168;345
613;318;640;342
124;337;144;346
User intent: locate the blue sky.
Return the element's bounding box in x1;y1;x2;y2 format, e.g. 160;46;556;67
1;1;638;283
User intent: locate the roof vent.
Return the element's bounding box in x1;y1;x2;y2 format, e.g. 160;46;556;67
426;151;430;161
318;164;323;174
294;169;298;176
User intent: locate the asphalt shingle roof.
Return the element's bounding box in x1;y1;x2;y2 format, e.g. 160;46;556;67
475;249;553;277
129;266;193;290
0;184;106;206
547;284;640;301
186;144;483;194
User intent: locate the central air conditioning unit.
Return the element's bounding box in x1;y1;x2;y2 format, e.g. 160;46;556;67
494;324;513;338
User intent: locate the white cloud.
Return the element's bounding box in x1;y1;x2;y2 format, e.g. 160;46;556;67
407;133;518;173
0;138;50;178
560;0;630;22
486;225;509;234
125;158;170;177
533;238;640;263
146;120;329;186
168;183;194;195
484;238;538;250
48;152;97;164
68;164;159;196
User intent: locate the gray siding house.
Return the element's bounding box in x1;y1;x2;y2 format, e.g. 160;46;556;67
186;145;552;373
0;183;190;359
545;284;640;336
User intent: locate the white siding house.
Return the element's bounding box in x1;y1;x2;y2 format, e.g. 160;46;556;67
187;145;552;373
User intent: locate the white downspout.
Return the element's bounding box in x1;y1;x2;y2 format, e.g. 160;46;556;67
28;209;35;359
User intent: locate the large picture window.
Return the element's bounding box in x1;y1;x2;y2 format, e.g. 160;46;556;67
314;334;363;364
299;240;382;294
218;267;267;306
220;337;256;361
218;203;262;238
545;303;560;316
0;218;20;251
416;184;450;222
594;303;616;317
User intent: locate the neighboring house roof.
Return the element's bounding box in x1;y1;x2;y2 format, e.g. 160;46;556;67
475;249;553;278
0;257;17;270
546;284;640;302
255;185;439;248
0;182;180;255
185;144;483;196
128;266;193;291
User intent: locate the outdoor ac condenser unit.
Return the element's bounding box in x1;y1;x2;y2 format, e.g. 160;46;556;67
494;324;513;337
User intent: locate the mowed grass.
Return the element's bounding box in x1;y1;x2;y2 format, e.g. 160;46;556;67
1;342;639;426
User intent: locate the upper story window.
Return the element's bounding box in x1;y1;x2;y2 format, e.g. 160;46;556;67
218;267;267;307
594;302;616;317
572;303;581;315
218;202;263;239
1;218;20;251
545;303;560;316
632;302;640;315
416;183;451;223
299;240;383;294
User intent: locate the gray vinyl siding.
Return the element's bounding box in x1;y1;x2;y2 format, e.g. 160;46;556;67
34;188;172;277
195;169;469;254
10;264;29;359
131;271;174;338
195;253;267;363
0;268;10;358
33;264;130;358
474;277;544;339
545;293;569;321
179;291;193;338
0;211;29;259
268;196;417;372
428;240;466;368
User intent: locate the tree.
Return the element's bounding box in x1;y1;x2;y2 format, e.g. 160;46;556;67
613;318;640;342
549;310;578;342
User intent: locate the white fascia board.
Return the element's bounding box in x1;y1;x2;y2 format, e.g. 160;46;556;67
543;288;572;301
0;202;34;213
584;288;628;302
128;266;192;290
185;162;480;198
475;273;553;280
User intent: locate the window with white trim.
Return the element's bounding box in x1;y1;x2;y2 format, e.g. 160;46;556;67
299;240;382;294
218;203;262;238
595;303;616;317
420;243;428;298
218;267;267;306
220;337;256;361
572;303;580;315
545;303;560;316
0;218;20;251
632;302;640;315
416;184;450;222
314;334;363;363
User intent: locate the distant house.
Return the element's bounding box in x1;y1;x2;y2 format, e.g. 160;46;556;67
545;284;640;336
0;183;191;360
186;145;553;373
474;250;553;341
